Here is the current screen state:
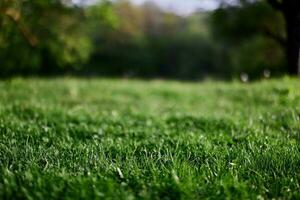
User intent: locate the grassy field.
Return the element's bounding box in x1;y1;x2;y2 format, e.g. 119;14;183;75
0;78;300;199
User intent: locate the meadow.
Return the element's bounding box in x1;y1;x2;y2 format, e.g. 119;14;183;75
0;78;299;199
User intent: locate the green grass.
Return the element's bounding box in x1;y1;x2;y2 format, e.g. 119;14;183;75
0;77;300;199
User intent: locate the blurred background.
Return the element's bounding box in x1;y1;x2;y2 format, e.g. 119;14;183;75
0;0;297;80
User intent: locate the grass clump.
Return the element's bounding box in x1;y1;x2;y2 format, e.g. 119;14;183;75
0;78;300;199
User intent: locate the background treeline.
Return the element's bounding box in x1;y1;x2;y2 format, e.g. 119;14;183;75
0;0;286;80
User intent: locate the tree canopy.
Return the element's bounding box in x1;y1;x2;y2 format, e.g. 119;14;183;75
0;0;295;79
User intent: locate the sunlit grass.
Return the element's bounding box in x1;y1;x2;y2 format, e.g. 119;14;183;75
0;77;300;199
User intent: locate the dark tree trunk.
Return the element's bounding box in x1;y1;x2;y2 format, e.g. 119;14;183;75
283;6;300;75
267;0;300;75
282;0;300;75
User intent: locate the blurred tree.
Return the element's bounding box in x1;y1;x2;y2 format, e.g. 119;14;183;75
0;0;37;46
0;0;293;79
266;0;300;75
210;0;286;78
85;0;154;76
0;0;92;76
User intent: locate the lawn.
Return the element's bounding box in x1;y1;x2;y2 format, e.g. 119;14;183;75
0;78;300;199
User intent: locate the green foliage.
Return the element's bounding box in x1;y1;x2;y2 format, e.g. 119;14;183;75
0;0;289;79
231;36;285;77
0;0;93;76
210;1;286;77
0;78;300;199
84;1;217;79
